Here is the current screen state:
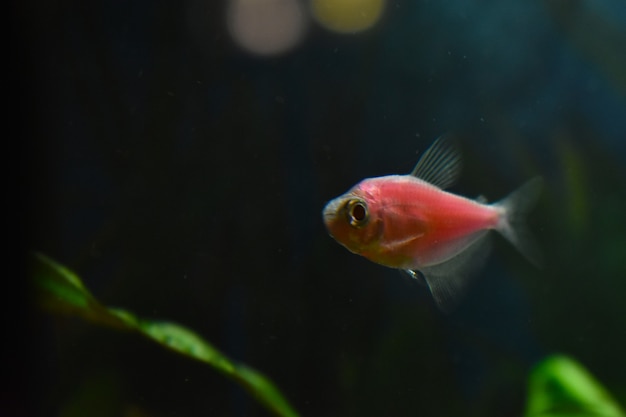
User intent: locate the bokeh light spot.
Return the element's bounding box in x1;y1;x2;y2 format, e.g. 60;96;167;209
311;0;385;33
227;0;307;56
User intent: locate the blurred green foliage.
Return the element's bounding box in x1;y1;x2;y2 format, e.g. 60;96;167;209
525;355;625;417
31;252;300;417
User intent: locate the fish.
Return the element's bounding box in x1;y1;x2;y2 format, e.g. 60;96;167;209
322;136;542;312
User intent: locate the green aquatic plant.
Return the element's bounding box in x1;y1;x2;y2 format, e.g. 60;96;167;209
32;253;626;417
31;253;300;417
525;355;625;417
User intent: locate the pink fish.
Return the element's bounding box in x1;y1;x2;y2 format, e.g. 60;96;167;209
322;136;541;311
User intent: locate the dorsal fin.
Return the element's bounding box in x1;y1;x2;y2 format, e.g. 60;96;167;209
410;135;462;189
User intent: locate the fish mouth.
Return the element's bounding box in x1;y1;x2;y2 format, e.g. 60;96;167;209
322;197;347;228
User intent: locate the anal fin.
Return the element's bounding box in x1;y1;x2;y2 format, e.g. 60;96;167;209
420;232;492;313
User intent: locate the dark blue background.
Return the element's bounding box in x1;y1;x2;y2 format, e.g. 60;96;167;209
21;0;626;416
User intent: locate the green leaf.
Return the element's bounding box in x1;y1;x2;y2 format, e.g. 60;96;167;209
525;355;625;417
31;253;300;417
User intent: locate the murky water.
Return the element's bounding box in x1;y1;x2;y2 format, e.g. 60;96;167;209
24;1;626;416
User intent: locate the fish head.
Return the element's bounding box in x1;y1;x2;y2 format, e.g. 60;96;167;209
322;182;383;255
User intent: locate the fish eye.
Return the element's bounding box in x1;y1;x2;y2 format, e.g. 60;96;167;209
346;199;368;227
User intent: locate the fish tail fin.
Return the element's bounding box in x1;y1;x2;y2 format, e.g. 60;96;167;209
495;176;543;268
